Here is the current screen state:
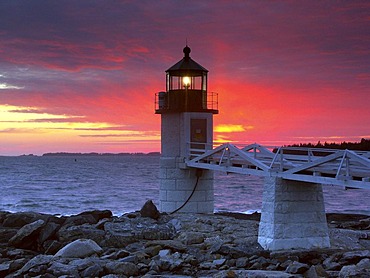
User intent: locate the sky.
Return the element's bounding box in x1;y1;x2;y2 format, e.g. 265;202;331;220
0;1;369;155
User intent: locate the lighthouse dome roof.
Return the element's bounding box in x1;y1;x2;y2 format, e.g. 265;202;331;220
166;46;208;75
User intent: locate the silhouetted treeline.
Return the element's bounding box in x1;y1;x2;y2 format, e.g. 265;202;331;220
283;138;370;151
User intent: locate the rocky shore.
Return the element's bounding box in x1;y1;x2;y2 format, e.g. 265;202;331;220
0;201;369;277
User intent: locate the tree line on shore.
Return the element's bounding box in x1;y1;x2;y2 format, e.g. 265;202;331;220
283;138;370;151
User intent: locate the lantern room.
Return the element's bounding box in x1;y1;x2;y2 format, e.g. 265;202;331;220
155;46;218;114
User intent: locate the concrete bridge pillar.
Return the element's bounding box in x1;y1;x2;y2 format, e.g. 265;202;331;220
258;177;330;250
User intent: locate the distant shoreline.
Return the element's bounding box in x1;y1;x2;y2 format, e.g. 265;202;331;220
42;152;161;157
0;152;161;157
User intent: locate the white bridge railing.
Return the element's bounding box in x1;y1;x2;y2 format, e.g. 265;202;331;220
186;143;370;189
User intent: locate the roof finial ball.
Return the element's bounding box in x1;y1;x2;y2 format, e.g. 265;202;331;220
183;45;191;59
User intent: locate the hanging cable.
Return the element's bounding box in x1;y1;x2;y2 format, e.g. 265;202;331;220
170;169;203;214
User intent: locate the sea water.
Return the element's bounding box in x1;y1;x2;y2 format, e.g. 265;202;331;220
0;155;369;216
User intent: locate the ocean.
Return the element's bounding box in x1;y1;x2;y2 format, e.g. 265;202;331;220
1;155;369;216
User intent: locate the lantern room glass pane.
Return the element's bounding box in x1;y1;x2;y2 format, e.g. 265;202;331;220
202;73;207;91
167;75;205;90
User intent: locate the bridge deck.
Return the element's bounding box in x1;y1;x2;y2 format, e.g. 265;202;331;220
186;143;370;189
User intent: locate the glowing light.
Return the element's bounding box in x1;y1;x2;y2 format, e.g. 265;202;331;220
183;76;191;87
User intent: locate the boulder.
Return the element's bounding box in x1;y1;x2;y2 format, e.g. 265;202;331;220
357;258;370;269
140;200;160;220
0;262;10;277
0;211;10;224
304;265;329;278
179;231;205;245
62;214;97;227
204;236;224;253
8;219;45;249
340;250;370;265
77;209;113;222
57;223;105;244
143;245;162;257
339;264;370;278
8;258;29;273
54;239;103;258
286;261;310;274
48;261;80;277
104;221;136;247
38;221;60;244
82;263;104;277
139;223;176;240
3;212;50;228
236;257;249;268
18;254;53;274
0;227;18;244
105;261;139;276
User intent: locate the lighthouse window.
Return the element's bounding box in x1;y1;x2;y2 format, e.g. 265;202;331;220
168;75;204;91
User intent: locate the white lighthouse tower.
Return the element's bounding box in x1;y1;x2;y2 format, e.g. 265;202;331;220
155;46;218;213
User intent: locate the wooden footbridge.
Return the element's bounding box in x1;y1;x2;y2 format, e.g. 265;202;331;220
185;143;370;249
186;143;370;189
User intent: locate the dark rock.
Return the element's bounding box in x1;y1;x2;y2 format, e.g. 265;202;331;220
119;254;139;264
140;200;160;220
235;257;249;268
95;218;110;229
139;223;176;240
0;211;10;224
6;248;38;260
340;250;370;265
3;212;50;228
18;254;53;274
62;214;97;227
104;221;136;247
82;263;104;277
218;244;251;259
57;223;105;244
48;261;80;277
105;261;139;276
28;263;48;276
115;249;130;258
143;245;162;257
357;258;370;269
145;240;187;253
0;228;18;244
0;262;10;277
323;252;343;271
8;258;28;273
304;265;329;278
339;264;370;278
286;261;310;274
8;219;45;250
204;236;224;253
38;222;60;244
214;269;295;278
179;232;205;245
44;240;63;255
77;209;113;222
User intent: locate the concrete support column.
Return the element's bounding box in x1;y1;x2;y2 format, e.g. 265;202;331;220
258;177;330;250
159;157;214;213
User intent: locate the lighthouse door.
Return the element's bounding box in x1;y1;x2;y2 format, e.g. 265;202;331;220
190;119;207;151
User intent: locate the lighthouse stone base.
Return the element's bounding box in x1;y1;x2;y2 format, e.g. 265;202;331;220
159;157;214;213
258;177;330;250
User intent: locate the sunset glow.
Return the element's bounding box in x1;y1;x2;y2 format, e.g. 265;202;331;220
0;1;369;155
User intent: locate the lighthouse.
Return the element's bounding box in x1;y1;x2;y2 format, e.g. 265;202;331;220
155;46;218;213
